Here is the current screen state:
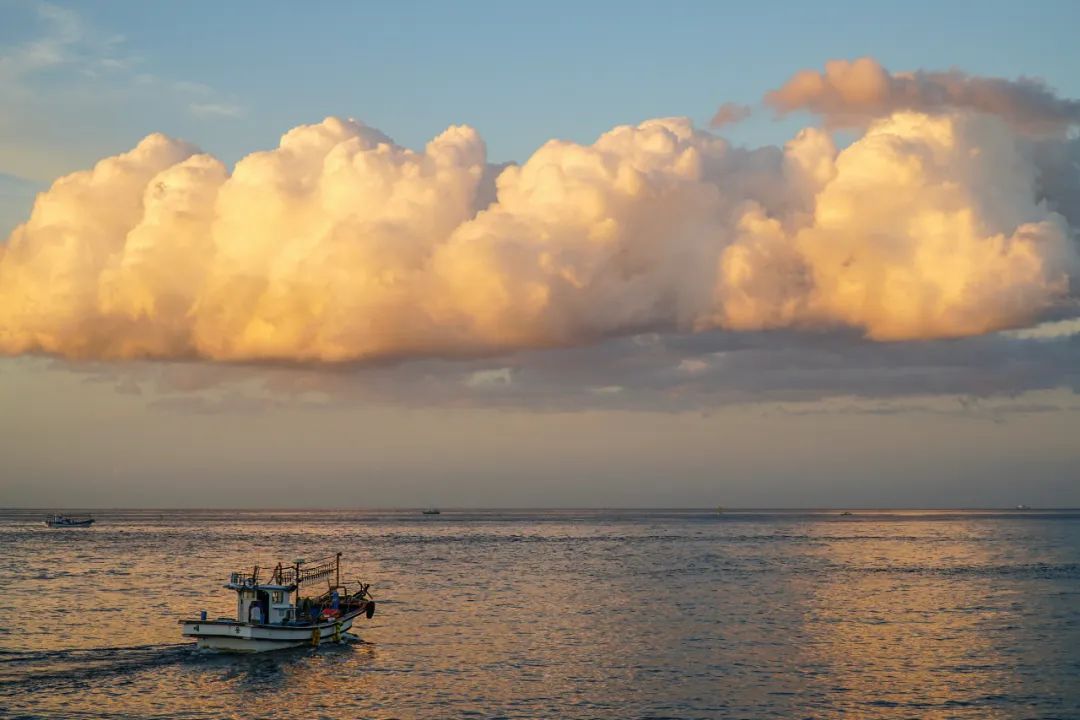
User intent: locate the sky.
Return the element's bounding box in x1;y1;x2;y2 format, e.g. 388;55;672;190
1;0;1079;508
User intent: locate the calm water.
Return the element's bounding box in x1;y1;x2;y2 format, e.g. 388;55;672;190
1;509;1078;719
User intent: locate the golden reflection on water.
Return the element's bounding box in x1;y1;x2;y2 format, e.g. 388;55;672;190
794;521;1019;718
1;509;1077;718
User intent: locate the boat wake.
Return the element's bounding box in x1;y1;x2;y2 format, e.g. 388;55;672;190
0;643;192;694
0;635;371;695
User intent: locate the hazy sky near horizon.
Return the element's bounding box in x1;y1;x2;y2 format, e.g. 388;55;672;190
2;0;1079;507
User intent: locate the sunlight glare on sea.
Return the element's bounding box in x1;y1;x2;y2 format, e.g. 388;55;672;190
1;509;1078;719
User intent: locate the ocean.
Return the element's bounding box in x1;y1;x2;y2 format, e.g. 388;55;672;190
1;509;1078;719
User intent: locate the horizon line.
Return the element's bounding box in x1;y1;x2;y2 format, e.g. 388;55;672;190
2;506;1075;512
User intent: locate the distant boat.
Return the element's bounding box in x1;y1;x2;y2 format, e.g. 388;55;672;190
839;511;853;516
44;513;94;527
422;509;441;515
1015;504;1031;510
715;506;724;514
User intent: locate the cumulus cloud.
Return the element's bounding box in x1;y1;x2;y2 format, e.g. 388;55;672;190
1;63;1079;364
710;102;752;128
766;57;1080;135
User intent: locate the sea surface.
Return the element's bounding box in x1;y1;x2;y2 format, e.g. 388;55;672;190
0;509;1078;719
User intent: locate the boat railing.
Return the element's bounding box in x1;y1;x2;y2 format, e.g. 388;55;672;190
314;580;371;604
271;565;296;585
231;553;346;590
270;553;341;588
229;567;262;586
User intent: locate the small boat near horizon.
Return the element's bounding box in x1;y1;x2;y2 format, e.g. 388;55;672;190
43;514;94;527
422;508;441;515
180;552;375;653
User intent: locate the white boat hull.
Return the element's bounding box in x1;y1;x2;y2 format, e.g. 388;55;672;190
181;612;358;653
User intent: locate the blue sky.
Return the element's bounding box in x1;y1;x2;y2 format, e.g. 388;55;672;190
1;1;1079;507
4;0;1080;182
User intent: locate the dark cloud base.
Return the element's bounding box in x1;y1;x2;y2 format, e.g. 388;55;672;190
36;327;1080;414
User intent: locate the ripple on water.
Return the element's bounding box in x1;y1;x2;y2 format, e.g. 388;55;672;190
0;509;1078;718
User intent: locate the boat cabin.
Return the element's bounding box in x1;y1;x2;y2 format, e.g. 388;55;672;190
221;554;362;626
227;575;296;625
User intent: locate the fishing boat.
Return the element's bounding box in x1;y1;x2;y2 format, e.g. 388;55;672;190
43;514;94;527
180;553;375;653
422;508;441;515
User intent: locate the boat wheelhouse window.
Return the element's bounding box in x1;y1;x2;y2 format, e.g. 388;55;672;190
272;591;283;603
